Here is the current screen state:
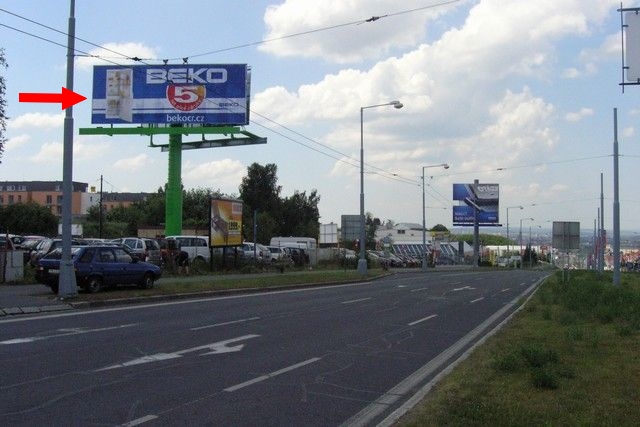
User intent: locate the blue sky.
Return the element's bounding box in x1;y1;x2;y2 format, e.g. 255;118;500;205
2;0;640;233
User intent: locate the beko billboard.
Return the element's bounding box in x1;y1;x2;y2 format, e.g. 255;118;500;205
91;64;250;125
453;183;500;225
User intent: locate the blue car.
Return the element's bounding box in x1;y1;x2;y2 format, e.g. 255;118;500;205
36;245;162;293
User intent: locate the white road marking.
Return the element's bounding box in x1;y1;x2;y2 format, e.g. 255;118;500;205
500;288;510;293
96;334;260;372
410;288;430;292
470;297;485;304
342;297;372;304
452;286;475;292
408;314;438;326
0;281;372;324
121;415;158;426
191;317;260;331
224;357;321;392
0;323;139;345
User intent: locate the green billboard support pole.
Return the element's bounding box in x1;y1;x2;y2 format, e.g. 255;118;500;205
79;125;266;239
166;125;183;236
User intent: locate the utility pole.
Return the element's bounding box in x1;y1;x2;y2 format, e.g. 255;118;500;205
99;174;103;238
600;173;605;274
613;108;621;286
58;0;78;298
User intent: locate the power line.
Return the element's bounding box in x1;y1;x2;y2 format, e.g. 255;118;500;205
156;0;462;62
0;8;149;63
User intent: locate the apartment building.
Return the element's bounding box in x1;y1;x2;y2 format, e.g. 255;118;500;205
0;181;150;217
0;181;88;216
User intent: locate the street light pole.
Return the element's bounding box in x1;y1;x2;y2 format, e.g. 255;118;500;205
506;205;523;265
358;100;403;276
421;163;449;271
519;217;533;269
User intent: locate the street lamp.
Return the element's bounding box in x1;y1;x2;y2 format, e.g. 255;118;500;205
421;163;449;271
358;100;403;275
506;205;523;263
519;217;534;269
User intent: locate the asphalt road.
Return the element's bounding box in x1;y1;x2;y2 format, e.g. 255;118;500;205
0;269;548;426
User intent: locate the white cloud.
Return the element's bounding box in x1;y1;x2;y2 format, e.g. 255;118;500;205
76;42;159;70
565;107;594;122
114;154;152;170
623;126;635;138
29;140;110;163
6;134;30;151
8;112;64;129
29;141;62;163
259;0;452;63
182;159;246;193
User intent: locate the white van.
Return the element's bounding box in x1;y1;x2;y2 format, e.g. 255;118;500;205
166;235;210;263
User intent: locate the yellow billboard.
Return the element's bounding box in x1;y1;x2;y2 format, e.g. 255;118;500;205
210;198;243;247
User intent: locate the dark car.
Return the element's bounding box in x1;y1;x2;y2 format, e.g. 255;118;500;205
29;237;86;267
36;245;162;294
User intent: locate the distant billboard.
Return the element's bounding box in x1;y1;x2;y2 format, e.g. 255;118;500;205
552;221;580;250
91;64;250;125
319;223;339;245
452;183;499;225
210;198;243;247
626;12;640;82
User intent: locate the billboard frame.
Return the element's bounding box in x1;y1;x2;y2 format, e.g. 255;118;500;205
90;63;250;125
210;197;243;248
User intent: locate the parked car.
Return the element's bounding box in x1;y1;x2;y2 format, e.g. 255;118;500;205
36;245;161;293
241;242;271;264
110;237;162;266
29;237;86;267
165;235;210;264
267;246;287;262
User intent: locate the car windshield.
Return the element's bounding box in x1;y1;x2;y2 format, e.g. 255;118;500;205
41;247;83;260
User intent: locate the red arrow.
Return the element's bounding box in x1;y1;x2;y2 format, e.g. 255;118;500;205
19;87;87;110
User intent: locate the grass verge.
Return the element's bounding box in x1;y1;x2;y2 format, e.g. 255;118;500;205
72;268;387;302
398;270;640;426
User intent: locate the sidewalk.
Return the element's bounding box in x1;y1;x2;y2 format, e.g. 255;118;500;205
0;284;74;316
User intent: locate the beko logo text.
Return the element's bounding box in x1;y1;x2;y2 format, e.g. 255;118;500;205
477;185;498;193
146;68;228;84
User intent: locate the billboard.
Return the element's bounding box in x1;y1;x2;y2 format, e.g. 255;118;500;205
91;64;250;125
626;12;640;81
552;221;580;250
452;183;499;225
210;198;243;247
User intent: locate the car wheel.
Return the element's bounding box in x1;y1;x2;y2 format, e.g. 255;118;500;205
139;273;154;289
86;276;102;293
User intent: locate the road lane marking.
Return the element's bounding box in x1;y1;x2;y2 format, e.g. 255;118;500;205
191;317;260;331
470;297;485;304
452;286;475;292
0;323;139;345
411;288;430;292
96;334;260;371
408;314;438;326
500;288;510;293
342;297;372;304
122;415;158;426
224;357;322;392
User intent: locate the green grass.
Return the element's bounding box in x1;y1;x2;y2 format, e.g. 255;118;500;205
72;268;386;302
399;270;640;426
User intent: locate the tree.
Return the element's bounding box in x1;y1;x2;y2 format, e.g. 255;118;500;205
239;163;282;241
0;202;58;235
280;190;320;238
0;48;8;162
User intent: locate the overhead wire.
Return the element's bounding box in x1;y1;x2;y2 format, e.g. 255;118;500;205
0;5;425;187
